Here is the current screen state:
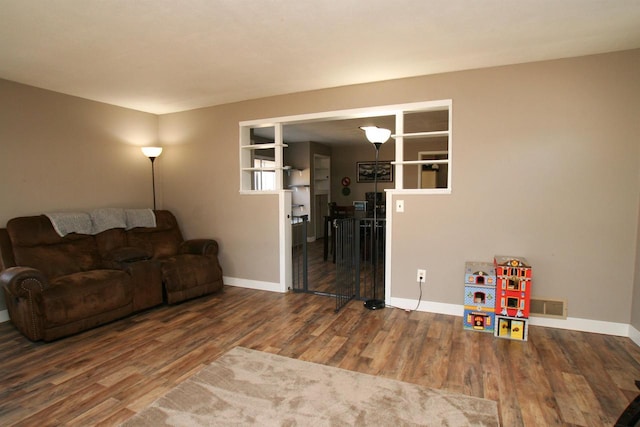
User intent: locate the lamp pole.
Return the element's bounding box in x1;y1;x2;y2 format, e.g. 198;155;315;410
370;142;382;307
360;127;390;310
149;156;157;210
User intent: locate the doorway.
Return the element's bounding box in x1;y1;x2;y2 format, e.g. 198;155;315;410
291;215;386;312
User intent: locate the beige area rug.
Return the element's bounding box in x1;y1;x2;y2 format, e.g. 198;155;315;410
122;346;499;426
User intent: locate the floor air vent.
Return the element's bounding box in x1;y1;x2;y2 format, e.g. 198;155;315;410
530;298;567;319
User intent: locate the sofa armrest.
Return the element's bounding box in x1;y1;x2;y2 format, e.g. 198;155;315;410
123;259;163;311
179;239;219;257
99;248;162;311
0;228;16;270
0;266;49;298
1;267;48;341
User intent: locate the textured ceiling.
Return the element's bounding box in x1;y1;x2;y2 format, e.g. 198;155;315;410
1;0;639;114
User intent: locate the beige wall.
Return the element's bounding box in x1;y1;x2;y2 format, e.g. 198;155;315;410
158;104;281;283
0;78;158;309
386;52;640;324
1;50;639;326
159;49;640;324
633;192;640;330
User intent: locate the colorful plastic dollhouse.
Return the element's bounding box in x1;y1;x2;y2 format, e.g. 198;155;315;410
463;262;497;333
493;255;532;341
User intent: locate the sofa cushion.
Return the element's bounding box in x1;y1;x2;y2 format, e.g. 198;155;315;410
161;254;222;292
127;211;183;259
94;227;128;259
44;269;132;326
7;216;102;279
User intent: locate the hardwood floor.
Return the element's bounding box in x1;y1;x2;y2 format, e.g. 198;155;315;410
296;237;337;295
1;285;639;426
300;237;381;299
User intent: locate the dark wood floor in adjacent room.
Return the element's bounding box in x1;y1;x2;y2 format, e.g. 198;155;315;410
1;278;639;425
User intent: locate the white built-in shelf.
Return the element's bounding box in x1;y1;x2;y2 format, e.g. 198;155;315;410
242;143;288;150
391;159;449;165
241;167;278;172
242;166;302;172
392;130;449;167
314;161;330;194
391;130;449;139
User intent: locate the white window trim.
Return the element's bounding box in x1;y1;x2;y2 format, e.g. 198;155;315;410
239;99;452;194
390;99;452;194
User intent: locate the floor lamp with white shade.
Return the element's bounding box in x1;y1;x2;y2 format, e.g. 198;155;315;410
360;126;391;310
141;146;163;210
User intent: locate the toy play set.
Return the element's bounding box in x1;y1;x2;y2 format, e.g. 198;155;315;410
463;256;532;341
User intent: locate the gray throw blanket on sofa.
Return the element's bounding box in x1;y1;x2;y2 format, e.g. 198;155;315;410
45;208;156;237
45;212;93;236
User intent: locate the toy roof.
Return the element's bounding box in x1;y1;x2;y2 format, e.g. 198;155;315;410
494;256;530;268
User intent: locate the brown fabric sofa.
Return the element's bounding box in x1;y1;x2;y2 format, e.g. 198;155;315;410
0;210;223;341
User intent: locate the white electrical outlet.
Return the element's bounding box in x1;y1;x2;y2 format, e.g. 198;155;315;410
396;200;404;212
417;269;426;283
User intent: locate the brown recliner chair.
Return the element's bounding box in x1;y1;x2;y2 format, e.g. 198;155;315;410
125;210;224;304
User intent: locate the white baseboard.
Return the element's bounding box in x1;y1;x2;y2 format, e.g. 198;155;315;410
527;315;630;337
387;297;634;339
630;325;640;347
223;276;286;293
388;297;462;317
0;309;8;323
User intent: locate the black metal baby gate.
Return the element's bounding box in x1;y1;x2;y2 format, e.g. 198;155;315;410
291;216;385;313
291;215;308;292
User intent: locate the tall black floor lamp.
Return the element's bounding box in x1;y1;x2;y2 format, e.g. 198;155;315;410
141;146;163;210
360;126;391;310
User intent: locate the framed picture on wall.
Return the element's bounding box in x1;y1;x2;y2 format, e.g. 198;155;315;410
356;161;393;183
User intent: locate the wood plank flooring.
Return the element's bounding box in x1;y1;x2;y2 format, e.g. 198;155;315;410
302;237;380;298
296;237;337;294
1;282;640;425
